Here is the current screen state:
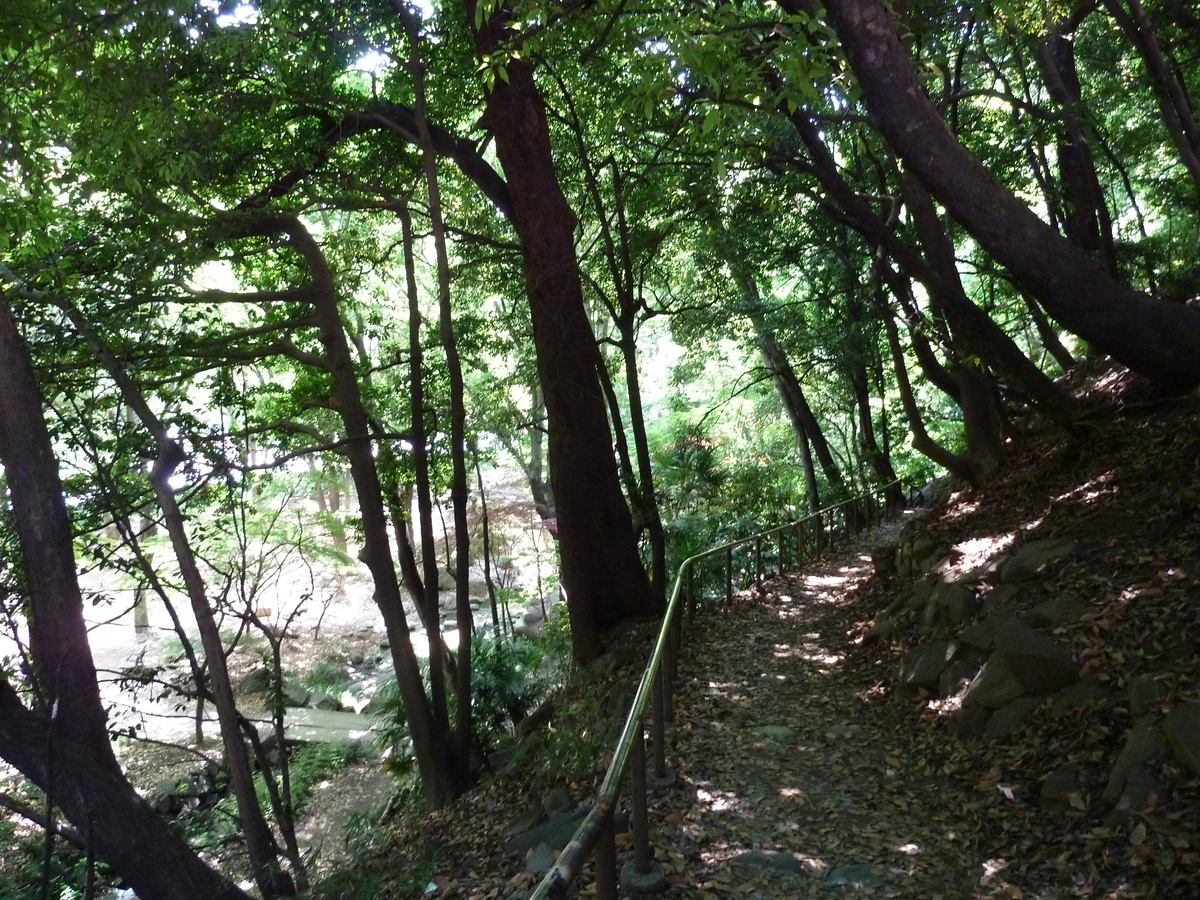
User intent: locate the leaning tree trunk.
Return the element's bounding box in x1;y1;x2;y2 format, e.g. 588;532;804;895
54;302;293;897
0;297;252;900
468;0;657;661
823;0;1200;388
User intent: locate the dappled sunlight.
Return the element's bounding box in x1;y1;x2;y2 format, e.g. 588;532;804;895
934;531;1017;581
771;640;842;666
1053;471;1119;506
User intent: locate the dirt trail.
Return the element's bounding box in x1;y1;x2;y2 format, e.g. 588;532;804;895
651;540;996;898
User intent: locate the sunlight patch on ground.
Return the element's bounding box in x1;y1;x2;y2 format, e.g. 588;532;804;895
771;642;842;665
934;532;1017;581
695;787;741;813
1053;471;1119;505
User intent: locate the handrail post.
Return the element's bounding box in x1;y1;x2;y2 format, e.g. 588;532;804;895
724;547;733;606
652;667;667;780
631;726;652;873
595;814;618;900
686;564;695;626
777;531;785;577
754;536;763;590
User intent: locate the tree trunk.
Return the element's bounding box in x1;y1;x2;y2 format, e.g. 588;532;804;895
468;2;657;661
0;297;251;900
1102;0;1200;195
824;0;1200;388
245;213;463;806
1038;30;1118;275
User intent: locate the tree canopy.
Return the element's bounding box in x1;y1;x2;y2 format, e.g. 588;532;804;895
3;0;1200;893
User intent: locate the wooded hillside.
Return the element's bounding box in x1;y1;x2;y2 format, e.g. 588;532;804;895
1;0;1199;895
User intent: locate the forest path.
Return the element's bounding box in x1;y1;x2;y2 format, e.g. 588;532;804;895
647;536;999;898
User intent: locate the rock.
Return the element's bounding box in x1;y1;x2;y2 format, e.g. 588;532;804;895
986;697;1041;736
237;666;273;695
959;611;1019;651
962;658;1027;710
897;537;940;579
310;692;340;711
1049;675;1110;718
1020;595;1088;628
899;641;957;694
1128;675;1167;718
436;570;456;591
280;682;311;708
1163;702;1200;777
1107;765;1165;825
978;583;1021;614
732;849;805;874
1040;764;1088;813
950;703;990;737
1103;719;1166;805
525;843;559;875
862;615;898;645
505;804;546;838
523;606;546;625
992;618;1080;695
826;863;891;887
514;622;542;640
504;809;586;856
922;580;978;628
939;648;985;700
543;787;574;815
999;538;1079;584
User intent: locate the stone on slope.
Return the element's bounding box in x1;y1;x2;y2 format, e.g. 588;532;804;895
992;618;1080;695
1163;702;1200;777
1103;718;1166;805
999;538;1079;584
985;697;1040;736
962;658;1027;710
899;641;957;694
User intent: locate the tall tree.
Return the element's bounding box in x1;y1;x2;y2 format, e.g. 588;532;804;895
466;0;659;661
821;0;1200;388
0;294;251;900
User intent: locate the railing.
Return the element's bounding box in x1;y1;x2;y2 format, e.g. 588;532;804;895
528;481;902;898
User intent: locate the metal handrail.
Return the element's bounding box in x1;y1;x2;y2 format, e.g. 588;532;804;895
528;481;901;898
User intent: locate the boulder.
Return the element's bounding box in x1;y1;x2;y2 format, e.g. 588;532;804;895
1020;595;1088;629
1163;702;1200;777
899;641;958;694
1103;719;1166;805
1040;763;1088;813
978;583;1021;616
939;648;985;700
826;864;892;887
1128;675;1167;718
959;611;1020;651
237;666;273;695
1049;675;1110;719
962;658;1027;710
999;538;1079;584
992;619;1080;695
922;580;978;629
985;697;1040;736
280;682;311;708
732;849;806;874
310;692;340;711
1106;764;1164;825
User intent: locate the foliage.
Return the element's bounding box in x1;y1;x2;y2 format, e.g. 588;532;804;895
0;816;114;900
469;626;547;745
372;626;548;762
